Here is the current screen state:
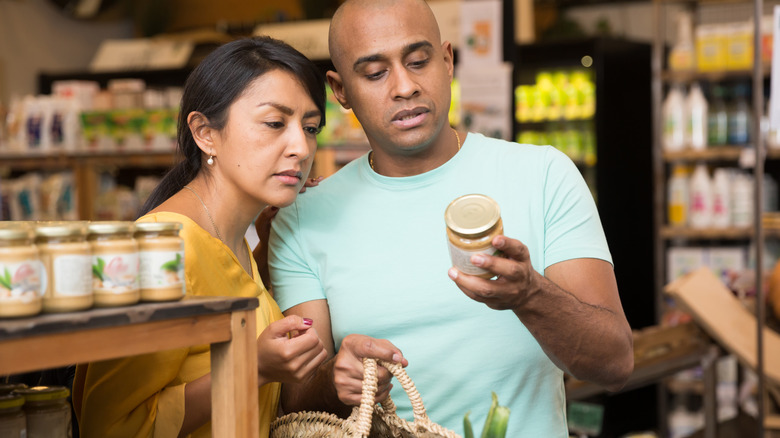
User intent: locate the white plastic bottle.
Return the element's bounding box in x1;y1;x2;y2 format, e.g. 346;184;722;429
711;168;731;228
668;164;690;227
664;85;688;151
689;164;713;228
731;171;754;227
687;83;708;150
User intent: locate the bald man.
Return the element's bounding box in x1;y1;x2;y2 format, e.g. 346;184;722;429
268;0;633;435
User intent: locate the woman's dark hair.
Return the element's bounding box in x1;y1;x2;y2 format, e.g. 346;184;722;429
138;36;326;217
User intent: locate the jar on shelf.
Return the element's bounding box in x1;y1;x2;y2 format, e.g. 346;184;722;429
0;222;44;317
135;221;185;301
0;393;26;438
444;194;504;279
0;384;27;396
87;221;140;307
14;386;71;438
34;221;93;312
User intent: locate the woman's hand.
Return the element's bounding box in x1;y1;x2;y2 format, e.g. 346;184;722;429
256;315;328;386
332;334;408;406
253;176;324;288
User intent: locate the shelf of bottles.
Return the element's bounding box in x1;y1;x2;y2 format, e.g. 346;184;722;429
514;69;596;169
661;7;779;241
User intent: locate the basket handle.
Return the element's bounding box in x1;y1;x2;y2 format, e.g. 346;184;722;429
350;358;430;430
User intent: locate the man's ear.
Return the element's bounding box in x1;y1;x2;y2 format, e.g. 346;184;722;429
442;40;455;83
187;111;216;156
326;70;351;110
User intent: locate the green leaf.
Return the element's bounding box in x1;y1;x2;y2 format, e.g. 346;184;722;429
0;267;12;290
463;411;474;438
483;405;510;438
160;255;181;272
92;265;104;281
480;392;499;438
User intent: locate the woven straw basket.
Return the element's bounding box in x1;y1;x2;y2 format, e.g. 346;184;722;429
270;358;462;438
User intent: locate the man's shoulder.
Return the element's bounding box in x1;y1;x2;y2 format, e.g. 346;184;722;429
466;132;560;161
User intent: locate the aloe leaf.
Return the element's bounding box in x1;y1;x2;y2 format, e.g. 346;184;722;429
479;392;499;438
483;405;510;438
464;411;475;438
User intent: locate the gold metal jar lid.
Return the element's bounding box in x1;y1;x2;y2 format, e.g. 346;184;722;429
0;394;24;410
135;222;183;233
0;222;34;241
13;386;70;402
34;221;88;238
444;194;501;237
88;221;136;235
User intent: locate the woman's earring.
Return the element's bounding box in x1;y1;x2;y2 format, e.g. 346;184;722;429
207;155;214;165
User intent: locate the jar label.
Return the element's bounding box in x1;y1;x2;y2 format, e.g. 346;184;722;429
53;254;92;296
92;253;139;294
139;250;184;290
447;242;501;277
0;258;44;301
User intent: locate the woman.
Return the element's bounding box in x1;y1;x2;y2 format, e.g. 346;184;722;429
72;36;329;437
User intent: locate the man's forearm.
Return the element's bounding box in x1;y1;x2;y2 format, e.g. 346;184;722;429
514;274;633;390
280;356;352;418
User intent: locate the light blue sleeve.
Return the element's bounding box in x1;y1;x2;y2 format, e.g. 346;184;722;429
542;147;613;269
268;202;325;312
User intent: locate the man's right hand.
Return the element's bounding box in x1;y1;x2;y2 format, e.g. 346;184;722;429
332;334;408;405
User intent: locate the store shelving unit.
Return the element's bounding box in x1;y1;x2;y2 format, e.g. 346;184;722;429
0;150;178;220
652;0;772;436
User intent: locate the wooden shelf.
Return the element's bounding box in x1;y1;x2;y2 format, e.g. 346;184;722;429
0;151;178;220
0;296;260;437
661;225;780;240
662;66;770;83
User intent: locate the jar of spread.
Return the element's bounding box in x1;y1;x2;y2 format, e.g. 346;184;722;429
444;194;504;279
35;221;93;312
88;221;140;307
135;221;185;301
0;384;27;396
0;394;25;438
0;222;44;318
15;386;71;438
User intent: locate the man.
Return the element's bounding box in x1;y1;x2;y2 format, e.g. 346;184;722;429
268;0;633;435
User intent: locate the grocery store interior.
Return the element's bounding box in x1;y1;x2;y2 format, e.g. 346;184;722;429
2;0;780;437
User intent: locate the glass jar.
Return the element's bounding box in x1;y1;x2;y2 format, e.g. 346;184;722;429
135;221;185;301
0;384;27;396
444;194;504;279
14;386;71;438
88;221;140;307
0;222;44;317
0;394;26;438
35;221;93;312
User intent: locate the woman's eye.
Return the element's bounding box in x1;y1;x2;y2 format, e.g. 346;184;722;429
265;121;284;129
305;126;322;135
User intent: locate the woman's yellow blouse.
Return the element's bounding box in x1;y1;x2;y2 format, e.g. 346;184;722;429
73;212;284;437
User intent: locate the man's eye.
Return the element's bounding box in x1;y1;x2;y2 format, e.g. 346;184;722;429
366;70;386;80
410;58;430;68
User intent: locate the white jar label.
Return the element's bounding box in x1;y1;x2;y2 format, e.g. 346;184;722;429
447;242;500;277
53;254;92;296
139;250;184;289
0;259;44;301
92;253;139;294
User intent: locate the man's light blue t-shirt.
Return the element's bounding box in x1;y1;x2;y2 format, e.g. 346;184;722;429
269;132;612;437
